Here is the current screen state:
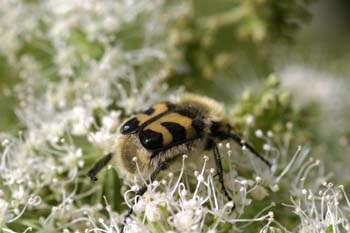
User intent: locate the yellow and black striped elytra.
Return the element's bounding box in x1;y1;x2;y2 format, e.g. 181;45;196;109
120;102;172;134
87;94;272;231
121;103;205;152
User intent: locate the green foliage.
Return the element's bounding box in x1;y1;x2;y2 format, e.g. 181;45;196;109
0;57;19;132
166;0;314;90
232;75;311;146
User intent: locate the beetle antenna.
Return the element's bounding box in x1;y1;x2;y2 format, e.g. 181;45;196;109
227;132;272;168
87;152;113;182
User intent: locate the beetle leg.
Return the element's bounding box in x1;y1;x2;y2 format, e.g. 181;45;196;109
212;141;235;210
87;153;113;182
121;160;171;232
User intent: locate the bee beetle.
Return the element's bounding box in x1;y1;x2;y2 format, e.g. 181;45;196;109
88;94;271;225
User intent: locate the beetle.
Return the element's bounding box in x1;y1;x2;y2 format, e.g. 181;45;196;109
88;94;271;227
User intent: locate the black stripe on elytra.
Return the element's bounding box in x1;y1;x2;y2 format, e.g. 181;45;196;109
143;106;155;115
120;117;140;134
150;136;202;160
149;120;204;157
175;106;200;119
161;122;187;143
138;102;176;131
120;102;175;135
139;129;164;150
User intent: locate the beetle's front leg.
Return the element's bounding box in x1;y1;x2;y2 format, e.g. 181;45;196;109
87;153;113;182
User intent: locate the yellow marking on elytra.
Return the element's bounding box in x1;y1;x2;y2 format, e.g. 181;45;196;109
160;113;196;139
145;122;173;145
144;113;196;145
136;103;168;125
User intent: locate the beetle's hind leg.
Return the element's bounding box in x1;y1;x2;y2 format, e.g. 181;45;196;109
87;152;113;182
211;141;235;210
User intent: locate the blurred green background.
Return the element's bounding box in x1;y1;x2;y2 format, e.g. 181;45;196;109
2;0;349;153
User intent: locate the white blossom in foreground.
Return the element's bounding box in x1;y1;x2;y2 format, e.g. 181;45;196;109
288;183;350;233
98;152;279;233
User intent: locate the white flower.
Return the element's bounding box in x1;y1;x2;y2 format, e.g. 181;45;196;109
145;202;162;222
255;129;263;138
172;210;196;232
0;198;9;225
124;220;150;233
246;115;255;125
250;185;268;201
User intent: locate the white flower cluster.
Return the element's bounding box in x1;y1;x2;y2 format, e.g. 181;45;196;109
289;183;350;233
0;0;187;231
121;153;274;233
